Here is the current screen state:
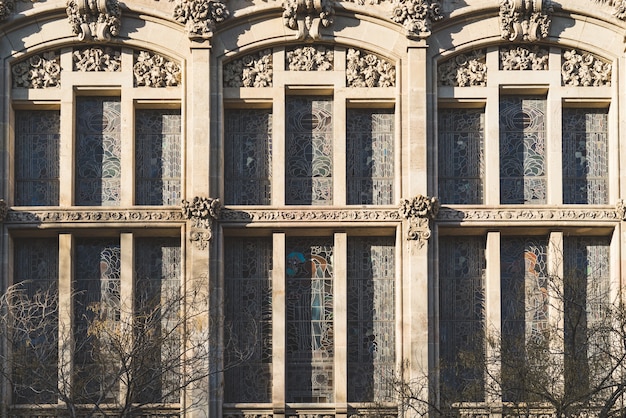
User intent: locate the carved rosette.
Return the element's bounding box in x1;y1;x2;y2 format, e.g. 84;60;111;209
12;51;61;88
286;45;334;71
282;0;334;40
399;195;439;245
66;0;121;41
134;51;181;87
346;48;396;87
500;45;549;70
438;50;487;87
499;0;552;42
0;200;7;222
73;47;121;72
562;49;612;87
182;197;221;250
223;49;273;88
173;0;229;40
390;0;443;39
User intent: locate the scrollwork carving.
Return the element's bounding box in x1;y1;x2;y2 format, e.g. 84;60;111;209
286;45;333;71
66;0;121;41
181;197;221;250
390;0;443;40
173;0;229;40
499;0;552;42
562;49;612;87
500;45;549;70
346;48;396;87
223;49;273;88
282;0;334;40
438;50;487;87
134;51;181;87
73;47;121;72
12;51;61;88
399;195;439;244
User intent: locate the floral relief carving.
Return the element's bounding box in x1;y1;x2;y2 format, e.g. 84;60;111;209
66;0;121;41
500;45;549;70
223;49;273;87
220;208;401;222
594;0;626;19
282;0;334;40
561;49;612;87
437;207;622;223
134;51;181;87
399;195;439;244
173;0;229;40
5;209;184;223
181;197;221;250
12;51;61;88
390;0;443;39
73;47;121;72
346;48;396;87
438;50;487;87
286;45;334;71
499;0;552;42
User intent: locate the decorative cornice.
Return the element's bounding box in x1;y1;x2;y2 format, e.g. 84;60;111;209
346;48;396;87
174;0;229;40
220;207;401;223
66;0;121;42
437;206;622;223
5;208;184;223
73;47;121;72
181;197;221;250
224;49;273;88
562;49;612;87
12;51;61;88
500;45;549;70
438;49;487;87
390;0;443;40
282;0;334;40
0;200;7;222
286;45;334;71
134;51;181;87
398;195;439;244
499;0;552;42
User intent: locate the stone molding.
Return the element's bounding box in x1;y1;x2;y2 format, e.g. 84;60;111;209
390;0;443;39
12;51;61;88
437;206;622;223
66;0;121;41
134;51;181;87
499;0;553;42
73;46;122;72
223;49;273;87
346;48;396;87
181;197;221;250
438;49;487;87
398;195;439;245
562;49;612;87
500;45;549;70
5;208;184;223
173;0;229;40
282;0;334;40
286;45;334;71
220;207;401;222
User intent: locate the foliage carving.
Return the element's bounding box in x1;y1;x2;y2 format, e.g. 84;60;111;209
390;0;443;39
282;0;334;40
12;51;61;88
346;48;396;87
66;0;121;41
224;49;273;87
499;0;552;42
173;0;229;40
438;50;487;87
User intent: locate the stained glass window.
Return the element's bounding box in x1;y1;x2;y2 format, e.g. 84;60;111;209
135;110;182;205
286;238;334;402
347;236;395;401
438;108;484;204
562;108;609;204
15;110;60;206
346;109;394;205
500;97;546;204
224;109;272;205
75;97;121;206
439;236;485;402
286;97;333;205
224;237;273;402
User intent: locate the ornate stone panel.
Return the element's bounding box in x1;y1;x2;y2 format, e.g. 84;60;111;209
73;47;122;72
499;0;552;42
12;51;61;88
438;50;487;87
562;49;612;86
390;0;443;39
134;51;181;87
283;0;334;40
437;207;622;223
220;208;401;223
181;196;221;250
286;46;334;71
346;49;396;87
223;49;273;88
500;46;549;70
66;0;121;41
173;0;229;40
398;194;439;245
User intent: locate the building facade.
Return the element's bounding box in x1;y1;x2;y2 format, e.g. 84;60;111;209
1;0;626;416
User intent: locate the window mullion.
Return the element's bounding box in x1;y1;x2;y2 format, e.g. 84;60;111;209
333;232;347;405
272;232;286;408
119;232;134;406
485;231;501;404
58;233;73;404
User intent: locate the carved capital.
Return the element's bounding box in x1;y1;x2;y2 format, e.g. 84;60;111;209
182;197;221;249
0;200;7;222
390;0;443;40
499;0;552;42
282;0;335;40
174;0;229;40
66;0;121;41
399;195;439;243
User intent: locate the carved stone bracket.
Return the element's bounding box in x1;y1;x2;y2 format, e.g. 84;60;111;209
390;0;443;40
398;195;439;245
66;0;121;41
173;0;229;40
0;200;7;222
499;0;552;42
282;0;334;40
182;197;221;250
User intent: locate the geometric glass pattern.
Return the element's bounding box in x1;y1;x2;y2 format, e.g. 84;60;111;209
439;236;485;402
438;108;484;204
286;237;334;402
224;237;273;403
15;110;60;206
75;97;122;206
135;110;182;205
346;109;394;205
347;236;395;401
500;96;547;204
286;97;333;205
224;109;272;205
562;108;608;204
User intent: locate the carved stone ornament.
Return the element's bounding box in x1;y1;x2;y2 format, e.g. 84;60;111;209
181;197;221;250
282;0;334;40
173;0;229;40
499;0;553;42
12;51;61;88
390;0;443;40
286;45;333;71
66;0;121;41
0;0;14;21
134;51;181;87
562;49;612;87
398;195;439;244
5;208;184;223
220;207;401;223
346;48;396;87
223;49;273;88
73;47;121;72
0;200;7;222
500;45;549;70
594;0;626;20
617;199;626;220
437;206;622;223
438;49;487;87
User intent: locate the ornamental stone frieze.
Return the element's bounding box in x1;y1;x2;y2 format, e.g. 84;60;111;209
500;45;549;70
437;206;622;223
182;197;221;250
398;195;439;245
223;49;273;87
5;208;184;223
282;0;334;40
390;0;443;39
499;0;553;42
134;51;181;87
562;49;612;86
12;51;61;88
66;0;121;41
73;47;121;71
173;0;229;40
220;207;401;223
438;49;487;87
346;48;396;87
286;45;334;71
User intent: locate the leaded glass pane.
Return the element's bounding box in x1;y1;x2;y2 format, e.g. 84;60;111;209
12;238;58;404
134;238;181;403
439;236;485;402
15;110;60;206
75;97;121;206
438;108;484;204
224;109;272;205
286;97;333;205
562;108;609;204
286;237;333;402
347;109;394;205
347;236;395;402
135;110;182;205
74;239;121;403
224;237;273;403
500;97;546;204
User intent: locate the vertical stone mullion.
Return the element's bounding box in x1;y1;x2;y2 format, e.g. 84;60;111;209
547;91;563;205
58;233;73;403
334;92;346;206
333;232;347;408
59;49;74;206
119;232;134;406
484;88;500;205
272;232;286;412
548;231;564;395
485;231;501;403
